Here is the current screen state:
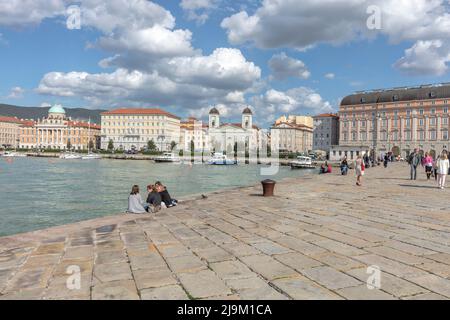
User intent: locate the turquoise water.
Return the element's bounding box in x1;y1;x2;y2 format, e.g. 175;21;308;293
0;157;313;236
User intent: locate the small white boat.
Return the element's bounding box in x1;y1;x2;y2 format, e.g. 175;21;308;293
290;156;316;169
81;153;102;160
2;151;27;158
208;153;237;165
59;152;82;160
154;152;180;163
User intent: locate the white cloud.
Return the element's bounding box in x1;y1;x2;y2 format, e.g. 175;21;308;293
252;87;334;122
39;102;52;108
0;0;66;26
394;40;450;76
221;0;450;49
37;48;261;108
325;73;335;79
268;52;310;80
7;86;25;99
180;0;218;24
221;0;450;76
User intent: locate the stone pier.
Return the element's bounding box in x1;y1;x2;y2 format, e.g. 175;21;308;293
0;163;449;300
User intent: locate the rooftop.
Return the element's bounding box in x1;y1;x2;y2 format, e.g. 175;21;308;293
101;108;180;119
341;83;450;106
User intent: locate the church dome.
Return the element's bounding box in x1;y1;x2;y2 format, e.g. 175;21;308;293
48;105;66;114
209;107;220;115
242;107;253;115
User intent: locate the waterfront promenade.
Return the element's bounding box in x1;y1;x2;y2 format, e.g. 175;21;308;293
0;163;449;300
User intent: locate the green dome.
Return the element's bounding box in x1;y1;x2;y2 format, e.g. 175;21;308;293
48;105;66;114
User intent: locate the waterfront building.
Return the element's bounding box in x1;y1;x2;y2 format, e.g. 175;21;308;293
270;116;313;153
275;115;314;128
180;117;209;153
0;116;23;148
339;83;450;159
208;107;261;154
101;108;181;151
19;105;101;150
313;113;340;154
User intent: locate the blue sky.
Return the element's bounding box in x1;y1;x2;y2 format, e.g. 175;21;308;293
1;0;449;126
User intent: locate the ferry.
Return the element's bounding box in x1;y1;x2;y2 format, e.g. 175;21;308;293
154;152;180;163
290;156;316;169
208;153;237;165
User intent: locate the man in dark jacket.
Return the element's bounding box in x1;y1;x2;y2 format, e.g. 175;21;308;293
409;149;422;180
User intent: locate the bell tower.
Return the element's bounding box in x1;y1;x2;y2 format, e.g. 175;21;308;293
209;107;220;129
242;107;253;129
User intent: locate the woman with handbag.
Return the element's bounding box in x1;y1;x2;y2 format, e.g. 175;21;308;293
355;155;365;186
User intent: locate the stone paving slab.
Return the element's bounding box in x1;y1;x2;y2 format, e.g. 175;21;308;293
0;163;449;300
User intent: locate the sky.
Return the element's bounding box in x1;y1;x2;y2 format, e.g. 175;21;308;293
0;0;450;127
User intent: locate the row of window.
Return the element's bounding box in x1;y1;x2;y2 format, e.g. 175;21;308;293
344;117;449;128
342;107;449;118
342;100;449;110
102;115;166;120
342;130;449;141
102;129;167;135
102;122;166;127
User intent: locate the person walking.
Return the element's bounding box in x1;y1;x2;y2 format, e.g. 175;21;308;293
383;154;389;168
423;152;434;180
355;155;365;186
437;153;450;189
408;149;422;180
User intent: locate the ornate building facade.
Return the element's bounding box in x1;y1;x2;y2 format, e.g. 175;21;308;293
339;84;450;159
179;117;209;153
208;107;261;153
19;105;101;150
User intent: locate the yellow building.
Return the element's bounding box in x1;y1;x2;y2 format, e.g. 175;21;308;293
275;115;314;128
101;108;181;151
271;115;314;153
18;105;101;151
0;116;23;148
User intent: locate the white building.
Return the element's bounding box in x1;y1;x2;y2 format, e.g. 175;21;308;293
100;108;180;151
207;107;261;154
180;117;209;152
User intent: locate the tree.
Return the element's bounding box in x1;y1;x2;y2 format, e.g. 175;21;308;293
170;140;177;151
147;139;157;151
108;139;114;151
88;140;95;151
66;139;72;151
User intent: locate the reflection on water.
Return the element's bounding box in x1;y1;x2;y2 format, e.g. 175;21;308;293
0;157;313;236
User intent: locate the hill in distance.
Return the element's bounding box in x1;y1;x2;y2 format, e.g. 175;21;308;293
0;104;105;124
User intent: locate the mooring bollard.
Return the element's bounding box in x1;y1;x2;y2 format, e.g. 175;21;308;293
261;179;276;197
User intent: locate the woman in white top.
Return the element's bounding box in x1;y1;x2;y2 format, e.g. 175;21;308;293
437;153;450;189
127;185;148;214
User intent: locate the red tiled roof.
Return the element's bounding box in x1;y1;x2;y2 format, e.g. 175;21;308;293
20;120;36;127
314;113;339;118
68;121;101;130
272;122;313;130
101;108;180;119
0;116;24;124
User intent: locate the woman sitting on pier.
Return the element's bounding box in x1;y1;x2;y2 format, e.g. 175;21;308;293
155;181;178;208
127;185;148;214
146;184;162;213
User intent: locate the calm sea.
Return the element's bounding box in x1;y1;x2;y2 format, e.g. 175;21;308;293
0;157;313;236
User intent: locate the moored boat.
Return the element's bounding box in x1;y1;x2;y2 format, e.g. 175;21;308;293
154;153;180;163
290;156;316;169
208;153;237;165
59;152;82;160
2;151;27;158
81;153;102;160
